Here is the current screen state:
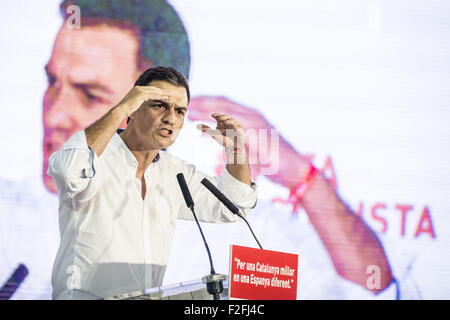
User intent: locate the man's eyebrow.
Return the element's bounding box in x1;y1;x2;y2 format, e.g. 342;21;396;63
152;100;188;110
151;100;168;104
74;82;113;95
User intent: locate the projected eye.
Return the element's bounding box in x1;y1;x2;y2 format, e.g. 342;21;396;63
86;91;96;101
46;74;56;86
83;89;100;103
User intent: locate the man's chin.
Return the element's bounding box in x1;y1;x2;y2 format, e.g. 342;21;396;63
158;140;177;151
154;135;176;149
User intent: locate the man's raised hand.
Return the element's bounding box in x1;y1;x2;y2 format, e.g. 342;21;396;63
197;113;246;154
117;86;170;118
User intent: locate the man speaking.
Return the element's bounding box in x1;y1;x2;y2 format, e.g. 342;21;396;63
47;66;257;300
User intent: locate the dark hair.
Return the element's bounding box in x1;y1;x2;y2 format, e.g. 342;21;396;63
127;66;190;124
60;0;191;79
134;66;190;101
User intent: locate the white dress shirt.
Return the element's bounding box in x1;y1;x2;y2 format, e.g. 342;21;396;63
47;130;257;300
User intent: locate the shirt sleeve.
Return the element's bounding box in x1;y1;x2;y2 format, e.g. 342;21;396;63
177;163;258;223
47;130;103;201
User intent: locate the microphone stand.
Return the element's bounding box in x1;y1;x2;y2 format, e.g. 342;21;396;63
202;273;226;301
188;205;226;300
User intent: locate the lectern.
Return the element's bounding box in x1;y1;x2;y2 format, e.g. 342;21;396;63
102;244;298;300
102;278;229;300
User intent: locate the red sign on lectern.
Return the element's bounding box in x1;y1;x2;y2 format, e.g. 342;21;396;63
228;245;298;300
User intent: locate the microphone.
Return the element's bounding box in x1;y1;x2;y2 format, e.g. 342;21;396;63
176;173;194;209
0;264;28;300
200;178;240;215
176;173;225;300
201;178;263;250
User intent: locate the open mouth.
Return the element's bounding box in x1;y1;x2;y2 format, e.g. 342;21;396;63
159;128;173;137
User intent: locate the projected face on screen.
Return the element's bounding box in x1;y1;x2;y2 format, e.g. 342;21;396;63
42;23;145;193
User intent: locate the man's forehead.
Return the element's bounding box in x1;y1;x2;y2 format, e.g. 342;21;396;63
48;24;140;83
148;80;189;107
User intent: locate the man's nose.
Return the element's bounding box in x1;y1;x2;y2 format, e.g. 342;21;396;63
162;108;176;125
43;86;78;130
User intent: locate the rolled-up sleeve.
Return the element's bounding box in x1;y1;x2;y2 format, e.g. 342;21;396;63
216;168;257;214
47;130;102;200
